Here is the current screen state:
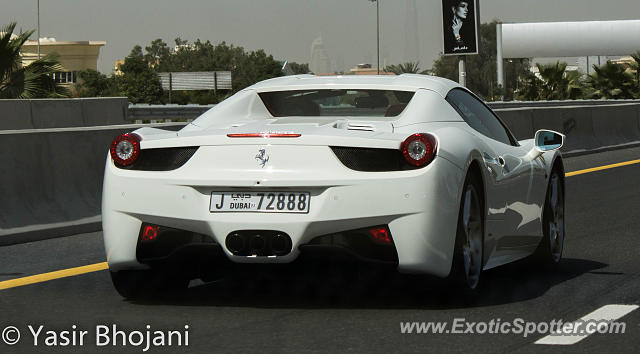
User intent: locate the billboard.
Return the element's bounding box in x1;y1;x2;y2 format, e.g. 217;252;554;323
442;0;479;55
501;20;640;58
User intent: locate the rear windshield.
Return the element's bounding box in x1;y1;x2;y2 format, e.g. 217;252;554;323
259;89;415;117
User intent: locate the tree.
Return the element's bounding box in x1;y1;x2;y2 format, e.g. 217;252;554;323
384;62;429;75
630;51;640;96
432;21;530;101
132;38;283;103
516;62;586;101
586;62;636;99
74;69;119;97
116;46;163;104
288;62;310;74
0;22;68;98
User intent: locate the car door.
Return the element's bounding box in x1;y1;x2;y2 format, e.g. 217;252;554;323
445;89;546;264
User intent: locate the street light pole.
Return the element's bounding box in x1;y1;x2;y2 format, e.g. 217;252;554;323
37;0;40;59
369;0;380;75
376;0;380;75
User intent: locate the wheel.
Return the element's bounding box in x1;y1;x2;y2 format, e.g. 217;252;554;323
110;269;188;300
450;173;484;291
534;169;565;266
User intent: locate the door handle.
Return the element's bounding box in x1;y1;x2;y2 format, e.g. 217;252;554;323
498;156;505;167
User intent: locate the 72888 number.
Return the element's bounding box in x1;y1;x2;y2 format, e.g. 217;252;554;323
257;193;307;211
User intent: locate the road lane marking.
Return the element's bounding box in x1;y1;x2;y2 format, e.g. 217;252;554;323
566;158;640;177
0;262;108;291
534;304;639;345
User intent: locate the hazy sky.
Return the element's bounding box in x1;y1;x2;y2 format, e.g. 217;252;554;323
3;0;640;74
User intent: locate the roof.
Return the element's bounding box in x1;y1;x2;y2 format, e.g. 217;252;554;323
248;74;460;97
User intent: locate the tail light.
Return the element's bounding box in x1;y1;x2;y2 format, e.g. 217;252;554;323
110;133;141;166
401;133;437;167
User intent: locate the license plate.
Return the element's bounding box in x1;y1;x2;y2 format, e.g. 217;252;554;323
210;191;310;213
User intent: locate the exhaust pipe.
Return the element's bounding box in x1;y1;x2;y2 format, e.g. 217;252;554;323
250;234;266;253
270;233;290;256
226;233;245;254
226;231;292;256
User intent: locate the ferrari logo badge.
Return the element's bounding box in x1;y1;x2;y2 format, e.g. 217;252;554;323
255;149;270;168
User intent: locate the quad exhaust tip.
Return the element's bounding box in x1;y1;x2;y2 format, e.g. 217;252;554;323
225;231;292;256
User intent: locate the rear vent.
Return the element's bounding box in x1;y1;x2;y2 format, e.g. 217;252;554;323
346;123;376;132
117;147;199;171
330;147;419;172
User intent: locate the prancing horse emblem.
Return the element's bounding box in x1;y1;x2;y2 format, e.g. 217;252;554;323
255;149;270;168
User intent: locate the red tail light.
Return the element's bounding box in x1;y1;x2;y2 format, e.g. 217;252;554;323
401;133;437;167
141;225;159;242
368;226;392;244
227;133;301;138
110;133;141;166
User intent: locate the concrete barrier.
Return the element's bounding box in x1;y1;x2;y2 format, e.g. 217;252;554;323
0;97;128;129
492;102;640;154
0;123;186;245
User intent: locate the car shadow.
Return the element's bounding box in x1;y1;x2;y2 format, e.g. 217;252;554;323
132;257;607;309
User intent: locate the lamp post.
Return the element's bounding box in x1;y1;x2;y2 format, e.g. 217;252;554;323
369;0;380;75
37;0;40;59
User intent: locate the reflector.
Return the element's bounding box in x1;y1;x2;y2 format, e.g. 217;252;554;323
368;226;391;244
141;225;159;242
227;133;301;138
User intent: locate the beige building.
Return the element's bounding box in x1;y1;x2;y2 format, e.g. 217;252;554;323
21;38;106;84
348;63;394;75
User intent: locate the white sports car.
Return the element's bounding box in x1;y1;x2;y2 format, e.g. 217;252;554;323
103;74;565;298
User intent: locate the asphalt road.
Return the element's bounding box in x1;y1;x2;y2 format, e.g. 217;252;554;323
1;148;639;353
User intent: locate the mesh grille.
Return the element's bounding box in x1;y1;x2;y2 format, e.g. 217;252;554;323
330;147;418;172
119;147;198;171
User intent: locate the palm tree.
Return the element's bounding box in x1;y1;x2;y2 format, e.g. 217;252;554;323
517;62;585;101
630;51;640;98
0;22;68;98
384;61;430;75
586;62;636;99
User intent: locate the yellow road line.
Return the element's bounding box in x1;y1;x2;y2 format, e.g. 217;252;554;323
0;158;638;291
0;262;108;291
566;158;640;177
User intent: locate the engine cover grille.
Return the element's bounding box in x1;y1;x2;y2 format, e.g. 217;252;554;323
118;147;198;171
330;146;419;172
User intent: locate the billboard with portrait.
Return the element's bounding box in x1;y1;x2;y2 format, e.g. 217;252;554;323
442;0;479;55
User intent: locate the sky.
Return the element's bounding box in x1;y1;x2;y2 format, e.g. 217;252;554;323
2;0;640;74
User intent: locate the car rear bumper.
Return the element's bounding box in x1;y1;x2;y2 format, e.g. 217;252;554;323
102;147;463;277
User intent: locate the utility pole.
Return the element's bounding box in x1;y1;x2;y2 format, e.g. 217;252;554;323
37;0;41;59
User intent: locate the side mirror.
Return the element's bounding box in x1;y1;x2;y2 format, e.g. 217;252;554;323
535;129;564;151
525;129;565;161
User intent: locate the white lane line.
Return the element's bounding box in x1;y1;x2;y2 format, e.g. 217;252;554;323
535;304;639;345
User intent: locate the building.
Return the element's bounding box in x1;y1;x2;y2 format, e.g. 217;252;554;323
21;38;106;85
310;35;332;75
348;63;395;75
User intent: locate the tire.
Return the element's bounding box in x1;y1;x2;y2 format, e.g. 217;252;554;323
110;269;188;300
450;173;484;291
533;168;565;267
